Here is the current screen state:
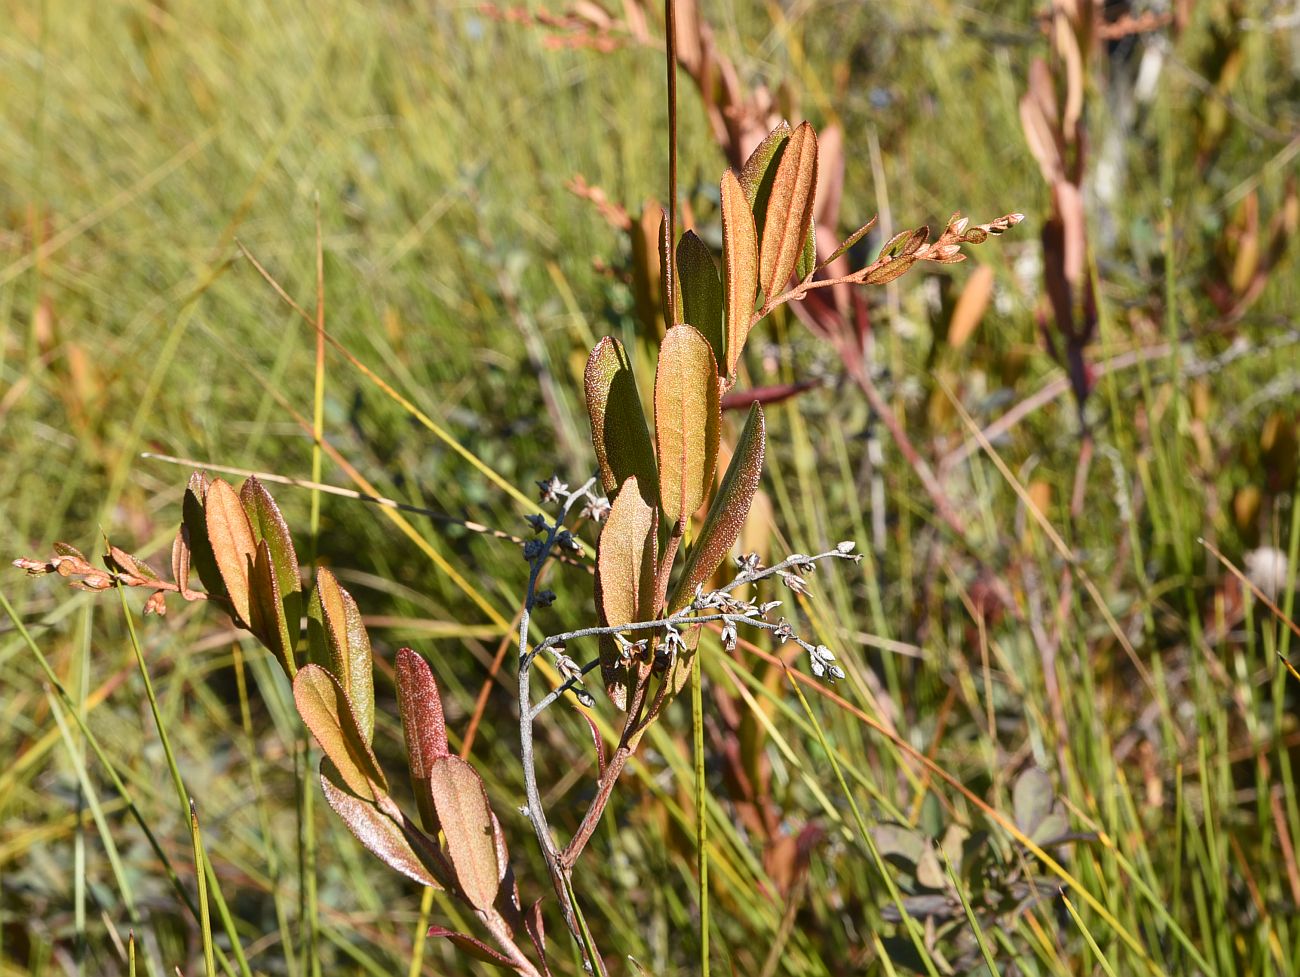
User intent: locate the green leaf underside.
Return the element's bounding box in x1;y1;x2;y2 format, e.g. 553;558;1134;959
239;475;302;653
204;477;257;625
427;755;501;912
669;403;766;614
396;647;449;833
293;664;387;801
720;169;759;380
584;336;659;507
796;215;817;282
248;541;294;674
319;760;442;889
677;230;725;370
739;122;792;217
308;568;375;743
758;121;819;300
596;476;658;711
654;325;721;529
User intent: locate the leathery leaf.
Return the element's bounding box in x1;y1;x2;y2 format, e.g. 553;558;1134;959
720;169;758;380
584;336;659;507
758;122;818;300
596;476;658;710
669;402;766;613
427;755;501;912
654;325;721;529
293;663;387;801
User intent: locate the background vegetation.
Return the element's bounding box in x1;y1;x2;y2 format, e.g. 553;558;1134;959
4;0;1300;974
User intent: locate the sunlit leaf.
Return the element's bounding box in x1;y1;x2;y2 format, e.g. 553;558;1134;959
320;759;443;889
308;568;374;742
676;230;724;368
596;476;658;710
584;337;659;507
396;647;449;833
654;325;721;529
878;226;929;261
428;755;501;912
822;215;878;267
863;254;918;285
204;477;257;625
720;169;758;380
758;122;818;300
293;663;387;801
669;403;765;613
739;122;792;215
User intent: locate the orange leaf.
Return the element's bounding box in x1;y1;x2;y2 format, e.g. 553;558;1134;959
428;756;501;912
204;478;257;625
758;122;818;300
654;325;721;529
721;169;758;380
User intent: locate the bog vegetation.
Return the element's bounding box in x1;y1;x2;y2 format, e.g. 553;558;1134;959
4;1;1300;976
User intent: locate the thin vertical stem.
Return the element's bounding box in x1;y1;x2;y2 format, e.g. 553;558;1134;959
190;801;216;977
664;0;678;296
301;194;328;977
691;645;710;976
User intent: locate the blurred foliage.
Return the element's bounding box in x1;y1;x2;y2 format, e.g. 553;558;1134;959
4;1;1300;975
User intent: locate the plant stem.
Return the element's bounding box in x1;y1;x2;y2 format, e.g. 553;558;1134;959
691;644;710;976
516;480;599;964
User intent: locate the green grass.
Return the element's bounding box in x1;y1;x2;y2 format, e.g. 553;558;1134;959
4;1;1300;975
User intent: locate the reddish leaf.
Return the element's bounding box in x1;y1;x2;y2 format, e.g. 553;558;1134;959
584;336;659;507
654;325;721;529
428;755;500;912
319;760;444;889
395;647;449;833
425;929;519;972
525;901;551;976
720;380;819;412
580;713;607;779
